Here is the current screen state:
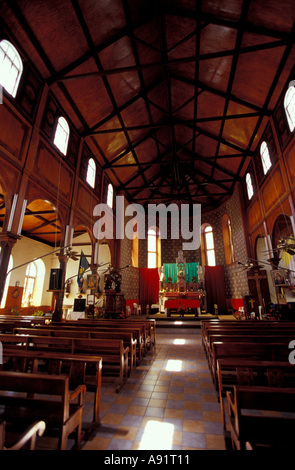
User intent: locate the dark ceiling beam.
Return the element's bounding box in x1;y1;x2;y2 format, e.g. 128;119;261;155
46;7;159;86
122;0;163;165
165;3;292;41
211;0;250;180
232;23;295;191
71;0;148;198
159;0;179;188
86;109;262;138
104;153;244;168
170;72;270;114
50;38;288;85
83;75;165;136
192;0;202;157
187;121;250;154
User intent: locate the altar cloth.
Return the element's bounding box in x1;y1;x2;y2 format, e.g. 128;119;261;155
164;299;200;309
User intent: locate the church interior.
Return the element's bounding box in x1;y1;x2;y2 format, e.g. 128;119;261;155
0;0;295;452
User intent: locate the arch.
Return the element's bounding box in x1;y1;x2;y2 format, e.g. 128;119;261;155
147;226;161;268
0;39;23;98
222;214;235;264
20;199;62;247
201;223;216;266
131;218;139;268
21;258;45;307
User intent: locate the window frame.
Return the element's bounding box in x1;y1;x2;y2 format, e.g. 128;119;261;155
260;140;272;175
147;227;161;268
246;172;254;200
86;157;96;189
284;85;295;132
204;225;216;267
53;116;70;156
22;261;37;307
107;183;113;209
0;39;23;98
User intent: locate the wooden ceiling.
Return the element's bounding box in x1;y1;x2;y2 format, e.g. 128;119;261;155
2;0;295;218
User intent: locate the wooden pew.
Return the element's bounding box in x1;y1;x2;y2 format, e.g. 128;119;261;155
216;359;295;429
0;317;49;333
0;419;46;450
206;334;295;362
31;323;145;364
210;341;290;385
0;333;129;392
201;319;295;347
202;322;295;357
1;348;102;435
72;338;129;393
226;386;295;450
76;319;151;352
72;318;156;350
0;371;86;450
14;327;137;373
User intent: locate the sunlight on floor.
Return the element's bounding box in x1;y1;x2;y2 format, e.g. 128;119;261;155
166;359;182;371
174;339;186;345
138;420;175;450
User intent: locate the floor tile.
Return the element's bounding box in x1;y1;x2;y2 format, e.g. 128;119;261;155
80;327;228;451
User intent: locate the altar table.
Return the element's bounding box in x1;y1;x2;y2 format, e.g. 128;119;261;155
164;299;200;317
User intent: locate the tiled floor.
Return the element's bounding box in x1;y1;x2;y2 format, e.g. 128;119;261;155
82;327;227;451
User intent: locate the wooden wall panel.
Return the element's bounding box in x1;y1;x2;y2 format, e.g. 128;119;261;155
0;159;21;198
284;141;295;188
247;198;262;230
265;197;292;238
33;142;74;202
261;167;286;214
0;104;30;161
76;182;100;221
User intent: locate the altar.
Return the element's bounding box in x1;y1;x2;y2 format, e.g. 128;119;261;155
159;251;206;316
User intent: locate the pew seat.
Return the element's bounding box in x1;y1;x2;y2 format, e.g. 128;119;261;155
0;371;86;450
227;386;295;450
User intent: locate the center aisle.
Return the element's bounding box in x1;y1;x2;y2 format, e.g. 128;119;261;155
82;327;227;451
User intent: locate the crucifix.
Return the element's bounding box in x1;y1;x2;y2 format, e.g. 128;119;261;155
247;268;270;315
248;297;255;309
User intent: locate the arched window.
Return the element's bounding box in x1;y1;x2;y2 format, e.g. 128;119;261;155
147;227;161;268
86;158;96;188
22;261;37;306
284;85;295;132
246;172;254;200
53;116;70;155
0;39;23;98
260;141;272;175
131;218;139;268
222;214;235;265
107;183;113;208
203;225;216;266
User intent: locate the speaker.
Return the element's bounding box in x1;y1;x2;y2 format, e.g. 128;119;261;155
49;268;63;290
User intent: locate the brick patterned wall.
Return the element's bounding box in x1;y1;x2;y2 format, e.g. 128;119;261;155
201;186;249;300
120;197;139;300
